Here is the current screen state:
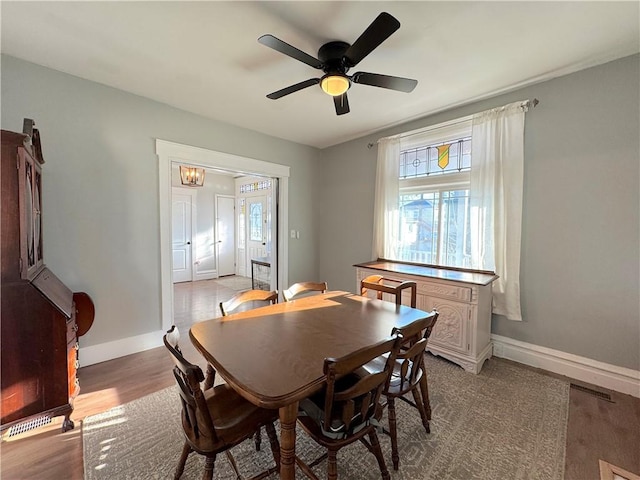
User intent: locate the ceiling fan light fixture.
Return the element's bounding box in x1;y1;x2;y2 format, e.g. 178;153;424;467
320;75;350;96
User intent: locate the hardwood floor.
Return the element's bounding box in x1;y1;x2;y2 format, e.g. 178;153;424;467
565;379;640;479
1;278;639;480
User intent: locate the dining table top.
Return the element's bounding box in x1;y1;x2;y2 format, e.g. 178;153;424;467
189;290;435;409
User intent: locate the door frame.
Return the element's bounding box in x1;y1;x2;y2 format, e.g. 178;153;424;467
156;139;290;332
171;186;197;282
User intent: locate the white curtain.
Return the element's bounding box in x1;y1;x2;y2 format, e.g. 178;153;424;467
470;101;528;321
372;135;401;260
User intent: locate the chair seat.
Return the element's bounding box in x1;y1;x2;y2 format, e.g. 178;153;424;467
356;356;423;397
297;409;381;449
297;375;385;449
186;384;277;453
298;374;382;444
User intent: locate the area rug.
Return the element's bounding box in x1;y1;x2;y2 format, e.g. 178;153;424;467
83;355;569;480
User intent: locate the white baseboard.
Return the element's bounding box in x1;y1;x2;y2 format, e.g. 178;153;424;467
78;330;164;367
492;334;640;398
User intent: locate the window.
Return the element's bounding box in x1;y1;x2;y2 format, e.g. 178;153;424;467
374;101;530;320
395;120;472;268
249;202;262;241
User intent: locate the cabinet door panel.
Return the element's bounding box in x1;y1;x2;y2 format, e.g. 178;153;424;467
421;296;470;354
17;148;43;280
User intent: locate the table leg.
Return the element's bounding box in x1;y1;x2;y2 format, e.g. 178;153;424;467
279;402;298;480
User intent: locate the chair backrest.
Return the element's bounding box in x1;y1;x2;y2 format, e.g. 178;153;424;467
320;334;402;437
360;274;417;308
389;312;439;393
392;310;439;344
220;289;278;316
282;281;328;302
163;331;218;443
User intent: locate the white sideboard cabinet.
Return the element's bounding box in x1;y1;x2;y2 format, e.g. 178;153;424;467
355;260;498;374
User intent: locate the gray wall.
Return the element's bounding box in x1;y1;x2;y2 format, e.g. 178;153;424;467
1;55;321;348
318;54;640;371
3;53;638;371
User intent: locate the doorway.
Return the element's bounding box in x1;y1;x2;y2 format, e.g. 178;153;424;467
157;139;290;332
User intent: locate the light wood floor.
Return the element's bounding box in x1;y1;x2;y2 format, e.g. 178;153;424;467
1;278;639;480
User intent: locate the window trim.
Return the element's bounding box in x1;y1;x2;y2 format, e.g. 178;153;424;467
400;171;470;192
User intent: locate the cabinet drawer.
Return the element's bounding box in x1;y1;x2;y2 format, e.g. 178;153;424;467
418;281;471;302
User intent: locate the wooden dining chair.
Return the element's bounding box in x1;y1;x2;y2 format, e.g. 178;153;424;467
359;312;439;470
360;274;417;308
219;289;278;451
219;289;278;316
295;334;403;480
282;281;328;302
163;327;281;480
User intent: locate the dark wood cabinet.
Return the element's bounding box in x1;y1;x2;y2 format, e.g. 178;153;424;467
1;128;79;433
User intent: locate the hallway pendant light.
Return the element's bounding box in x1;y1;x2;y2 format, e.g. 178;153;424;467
180;166;205;187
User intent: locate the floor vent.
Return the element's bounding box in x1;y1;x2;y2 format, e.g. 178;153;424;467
6;415;52;437
570;383;614;402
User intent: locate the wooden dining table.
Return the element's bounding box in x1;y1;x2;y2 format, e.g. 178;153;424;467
189;290;433;480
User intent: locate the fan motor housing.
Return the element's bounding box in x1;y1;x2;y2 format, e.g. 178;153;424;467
318;41;351;73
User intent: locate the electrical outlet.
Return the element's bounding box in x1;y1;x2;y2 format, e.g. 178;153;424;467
290;229;296;239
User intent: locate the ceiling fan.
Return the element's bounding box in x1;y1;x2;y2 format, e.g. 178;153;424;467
258;12;418;115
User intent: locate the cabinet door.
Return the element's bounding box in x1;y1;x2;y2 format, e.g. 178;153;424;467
421;296;470;354
18;148;43;280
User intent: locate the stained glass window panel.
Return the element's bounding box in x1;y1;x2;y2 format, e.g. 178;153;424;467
399;137;471;179
250;203;262;242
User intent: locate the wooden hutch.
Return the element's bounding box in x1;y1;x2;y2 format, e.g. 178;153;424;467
1;124;93;434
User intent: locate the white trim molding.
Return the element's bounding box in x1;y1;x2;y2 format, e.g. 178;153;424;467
492;334;640;398
79;330;164;367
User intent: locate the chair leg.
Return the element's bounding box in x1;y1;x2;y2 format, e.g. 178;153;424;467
387;397;400;471
203;364;216;390
254;427;262;451
419;373;432;424
411;387;430;434
368;429;390;480
265;422;281;468
327;448;338;480
203;454;216;480
175;441;192;479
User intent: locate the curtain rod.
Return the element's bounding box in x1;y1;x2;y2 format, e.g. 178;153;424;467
367;98;539;149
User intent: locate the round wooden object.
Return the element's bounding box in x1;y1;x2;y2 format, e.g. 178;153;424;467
73;292;95;337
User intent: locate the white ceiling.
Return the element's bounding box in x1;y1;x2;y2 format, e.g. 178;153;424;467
2;1;638;149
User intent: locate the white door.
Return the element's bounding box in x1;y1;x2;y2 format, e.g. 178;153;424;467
246;195;268;264
216;195;235;277
172;189;195;283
